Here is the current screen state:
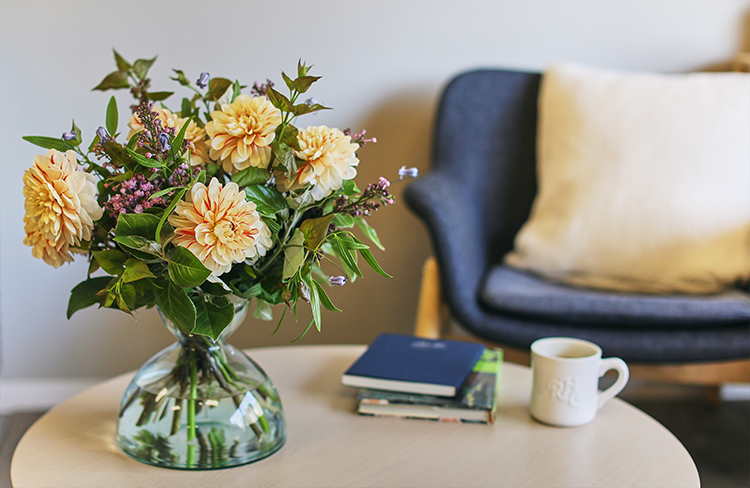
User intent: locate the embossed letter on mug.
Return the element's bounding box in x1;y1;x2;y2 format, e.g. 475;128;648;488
530;337;629;427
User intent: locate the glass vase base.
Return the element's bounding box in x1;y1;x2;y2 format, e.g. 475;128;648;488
116;380;286;469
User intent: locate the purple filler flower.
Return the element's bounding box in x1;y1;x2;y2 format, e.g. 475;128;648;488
96;127;109;141
398;166;418;179
329;276;348;286
196;72;210;89
158;132;171;152
62;130;77;141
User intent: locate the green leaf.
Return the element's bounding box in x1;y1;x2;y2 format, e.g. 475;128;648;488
281;72;294;91
101;140;132;167
155;187;186;244
332;213;355;229
333;236;362;278
22;136;74;152
93;70;130;91
292;75;321;94
171;69;191;86
297;60;312;78
340;234;370;251
205;77;233;102
244;185;287;215
154;282;196;334
67;277;114;319
113;235;158;256
169;116;193;160
342;180;360;196
92;250;128;275
301;214;335;251
311;279;341;312
359;248;392;278
71;120;83;146
113;49;131;71
355;216;385;251
118;283;137;312
133;56;157;80
149;185;184;201
231;166;272;187
191;296;234;340
231;80;242;103
115;212;161;241
293;102;330;117
168;246;211;288
228;282;263;300
265;87;294;112
199;281;231;296
305;275;322;331
122;258;156;283
125;147;166;169
282;230;306;280
106;96;118;136
253;299;273;321
147;91;173;102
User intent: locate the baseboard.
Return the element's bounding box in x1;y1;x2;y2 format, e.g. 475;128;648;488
0;378;105;415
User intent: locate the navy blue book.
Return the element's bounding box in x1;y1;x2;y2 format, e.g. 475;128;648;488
341;333;485;397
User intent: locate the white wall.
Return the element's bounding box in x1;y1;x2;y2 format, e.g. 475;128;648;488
1;0;748;392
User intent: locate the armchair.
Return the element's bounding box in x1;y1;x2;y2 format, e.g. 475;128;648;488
405;69;750;384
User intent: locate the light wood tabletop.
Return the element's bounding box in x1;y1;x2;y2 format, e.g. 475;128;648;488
12;344;699;488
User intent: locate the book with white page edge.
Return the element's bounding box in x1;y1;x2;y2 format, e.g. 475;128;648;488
341;333;485;397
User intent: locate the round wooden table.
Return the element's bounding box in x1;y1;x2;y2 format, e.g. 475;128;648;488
12;344;699;487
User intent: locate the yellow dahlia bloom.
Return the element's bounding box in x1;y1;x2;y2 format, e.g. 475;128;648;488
23;218;74;268
204;95;281;173
168;178;272;277
286;126;359;200
23;150;103;259
127;107;210;167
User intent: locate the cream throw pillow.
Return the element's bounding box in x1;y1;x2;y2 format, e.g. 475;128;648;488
504;63;750;294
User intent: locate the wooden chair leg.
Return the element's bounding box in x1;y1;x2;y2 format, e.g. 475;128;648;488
414;257;442;339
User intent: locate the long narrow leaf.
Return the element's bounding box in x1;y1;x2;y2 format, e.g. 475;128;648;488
106;96;118;136
22;136;73;152
155;187;187;243
359;248;392;278
333;237;362;278
311;279;342;312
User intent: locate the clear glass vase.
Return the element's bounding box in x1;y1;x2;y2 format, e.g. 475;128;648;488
115;299;286;469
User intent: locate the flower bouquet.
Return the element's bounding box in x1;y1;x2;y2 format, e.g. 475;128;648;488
21;50;400;469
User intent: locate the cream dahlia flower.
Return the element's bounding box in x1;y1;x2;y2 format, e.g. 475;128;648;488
204;95;282;173
283;126;359;200
128;106;210;167
23;150;103;263
168;178;272;277
23;218;74;268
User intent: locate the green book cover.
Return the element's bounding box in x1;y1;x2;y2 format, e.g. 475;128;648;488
357;348;503;424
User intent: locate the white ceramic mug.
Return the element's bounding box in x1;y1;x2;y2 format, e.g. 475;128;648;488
530;337;629;427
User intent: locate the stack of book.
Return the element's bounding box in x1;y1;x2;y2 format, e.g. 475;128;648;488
341;333;503;424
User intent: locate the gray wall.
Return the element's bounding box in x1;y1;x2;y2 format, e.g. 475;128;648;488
1;0;749;382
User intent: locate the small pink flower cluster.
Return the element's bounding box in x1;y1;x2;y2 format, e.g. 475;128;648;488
103;163;195;218
333;176;393;217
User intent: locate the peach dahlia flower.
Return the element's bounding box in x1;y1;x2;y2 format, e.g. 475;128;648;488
285;126;359;200
23;149;103;267
128;106;210;167
168;178;272;277
204;95;281;173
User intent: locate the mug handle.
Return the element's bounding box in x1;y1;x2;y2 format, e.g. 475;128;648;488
597;357;629;409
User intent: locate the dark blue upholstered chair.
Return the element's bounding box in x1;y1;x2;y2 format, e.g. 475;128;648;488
404;69;750;381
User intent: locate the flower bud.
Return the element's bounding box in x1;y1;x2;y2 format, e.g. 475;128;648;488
398;166;418;179
329;275;347;286
196;72;210;89
62;130;77;141
96;127;109;141
158;133;171;152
